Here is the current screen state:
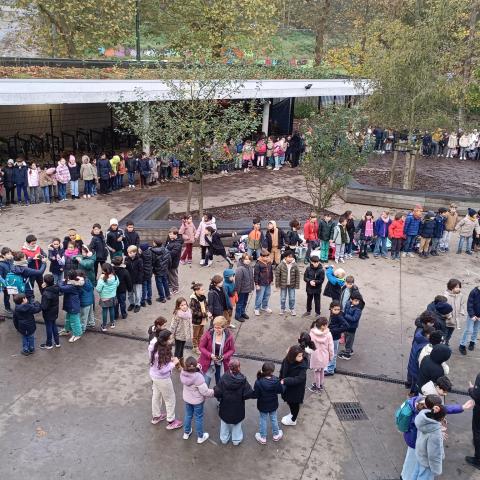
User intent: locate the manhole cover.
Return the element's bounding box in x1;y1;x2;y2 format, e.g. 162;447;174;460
333;402;368;421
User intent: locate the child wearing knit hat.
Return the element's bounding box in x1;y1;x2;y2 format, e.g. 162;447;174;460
456;208;480;255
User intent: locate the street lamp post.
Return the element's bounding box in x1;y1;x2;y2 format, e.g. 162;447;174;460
135;0;141;61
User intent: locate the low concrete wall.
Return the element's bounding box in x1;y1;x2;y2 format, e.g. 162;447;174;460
343;181;480;214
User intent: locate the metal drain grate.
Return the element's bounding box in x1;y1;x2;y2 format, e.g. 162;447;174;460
333;402;368;421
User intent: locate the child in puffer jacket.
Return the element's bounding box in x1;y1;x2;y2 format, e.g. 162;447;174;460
388;212;405;260
418;211;436;258
180;356;214;444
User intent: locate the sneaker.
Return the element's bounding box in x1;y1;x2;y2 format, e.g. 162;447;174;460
468;341;475;351
254;309;260;316
465;456;480;470
302;311;311;317
338;352;351;360
228;324;237;329
134;306;141;313
183;430;192;440
308;383;318;393
69;335;81;343
255;433;267;445
58;329;70;336
147;299;152;305
101;326;107;332
261;307;273;313
166;419;183;430
121;313;128;319
281;414;297;426
40;344;53;350
110;323;115;329
324;371;335;376
272;430;283;442
128;305;135;311
235;316;245;323
280;309;286;315
241;313;249;320
55;343;61;348
151;413;167;424
21;350;31;356
197;432;209;444
339;258;345;263
290;310;296;316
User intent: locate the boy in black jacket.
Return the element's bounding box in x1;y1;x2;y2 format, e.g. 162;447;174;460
325;300;349;376
112;256;132;319
40;274;60;349
140;242;153;307
302;256;325;317
318;213;335;263
338;292;364;360
123;221;140;255
13;293;41;355
125;245;143;313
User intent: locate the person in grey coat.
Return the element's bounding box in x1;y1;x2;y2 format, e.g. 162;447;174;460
412;405;446;479
234;253;254;322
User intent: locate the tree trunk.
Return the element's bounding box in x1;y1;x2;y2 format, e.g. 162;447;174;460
403;152;411;189
186;181;193;214
37;4;77;57
408;151;418;189
314;1;330;66
389;149;398;188
198;173;204;218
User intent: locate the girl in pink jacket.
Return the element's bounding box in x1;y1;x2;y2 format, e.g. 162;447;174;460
308;317;334;394
180;356;214;444
179;214;197;264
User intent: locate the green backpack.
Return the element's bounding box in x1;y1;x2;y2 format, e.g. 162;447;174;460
395;399;414;433
5;272;27;295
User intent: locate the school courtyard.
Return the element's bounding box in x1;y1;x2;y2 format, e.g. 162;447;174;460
0;169;478;480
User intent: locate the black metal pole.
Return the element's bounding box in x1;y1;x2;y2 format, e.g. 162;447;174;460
135;0;141;61
49;108;55;162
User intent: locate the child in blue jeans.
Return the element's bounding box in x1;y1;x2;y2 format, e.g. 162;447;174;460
180;356;214;444
253;361;284;444
13;293;41;355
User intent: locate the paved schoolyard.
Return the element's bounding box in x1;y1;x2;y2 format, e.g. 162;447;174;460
0;168;479;479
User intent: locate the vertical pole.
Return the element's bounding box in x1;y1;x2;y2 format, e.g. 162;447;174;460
289;97;295;135
49;108;55;162
262;101;270;135
135;0;141;61
110;109;115;151
142;104;150;156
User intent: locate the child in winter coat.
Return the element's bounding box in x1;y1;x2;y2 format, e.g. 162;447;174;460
444;278;465;346
170;297;193;369
318;213;335;262
190;282;211;354
151;240;171;303
125;245;144;312
165;228;183;294
149;329;183;430
179;215;197;264
106;218;125;260
303;213;319;263
332;216;350;263
253;361;284;444
123;221;140;254
430;208;447;256
112;256;132;319
89;223;109;280
418;211;436;257
77;271;95;332
140;243;153;306
204;226;233;268
58;271;85;343
27;163;40;204
303;255;325;317
356;211;375;259
13;293;41;355
222;268;236;327
325;300;349;376
308;317;334;393
440;203;457;252
40;274;60;349
456;208;480;255
208;275;229;321
388;212;406;260
63;242;79;278
96;263;119;331
373;210;392;258
180;356;214;444
403;204;423;257
195;213;216;265
255;137;267;168
74;245;96;286
338;292;364;360
47;238;65;285
412;406;446;478
323;266;346;301
275;251;300;316
234;253;254;321
254;249;273;316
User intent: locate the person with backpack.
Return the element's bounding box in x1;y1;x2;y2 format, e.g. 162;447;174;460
13;293;41;355
9;251;47;302
0;247;13;315
406;325;435;395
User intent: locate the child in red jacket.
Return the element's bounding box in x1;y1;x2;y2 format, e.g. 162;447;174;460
303;212;319;263
389;212;406;260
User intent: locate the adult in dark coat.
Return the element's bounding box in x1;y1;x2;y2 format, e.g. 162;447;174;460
214;359;254;445
288;132;302;167
416;344;452;390
466;372;480;470
140;243;153;305
279;345;308;425
4;160;16;205
303;257;325;316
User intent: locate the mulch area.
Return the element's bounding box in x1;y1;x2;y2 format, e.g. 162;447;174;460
354;153;480;196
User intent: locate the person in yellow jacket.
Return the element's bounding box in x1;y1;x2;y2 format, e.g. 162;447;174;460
109;155;120;191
